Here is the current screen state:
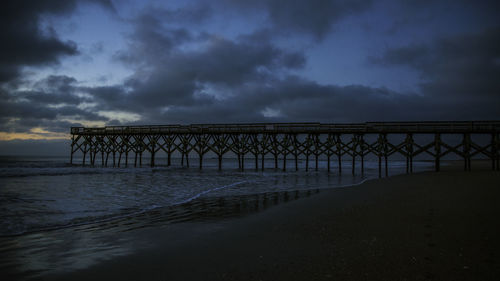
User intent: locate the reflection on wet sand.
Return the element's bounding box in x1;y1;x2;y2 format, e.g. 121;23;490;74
0;188;320;280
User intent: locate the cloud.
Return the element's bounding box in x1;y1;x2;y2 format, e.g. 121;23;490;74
383;0;500;35
0;1;116;135
88;6;499;126
370;27;500;105
143;3;212;24
222;0;372;39
0;0;114;83
154;75;500;124
2;0;498;146
107;11;308;113
0;75;106;133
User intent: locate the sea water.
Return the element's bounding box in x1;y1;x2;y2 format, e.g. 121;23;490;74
0;155;437;278
0;155;435;237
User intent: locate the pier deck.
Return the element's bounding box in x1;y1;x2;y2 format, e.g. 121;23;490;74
70;121;500;175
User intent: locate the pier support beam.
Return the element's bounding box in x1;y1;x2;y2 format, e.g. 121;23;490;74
326;134;333;173
282;135;288;172
83;143;88;166
384;134;389;177
377;134;383;178
405;134;414;174
70;135;75;165
435;133;441;172
261;152;265;171
294;135;298;171
336;134;342;174
360;135;365;175
314;134;319;171
69;122;500;174
351;135;357;176
305;137;310;172
150;140;156;168
463;133;471;171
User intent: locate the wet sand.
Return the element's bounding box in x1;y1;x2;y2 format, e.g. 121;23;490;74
42;170;500;280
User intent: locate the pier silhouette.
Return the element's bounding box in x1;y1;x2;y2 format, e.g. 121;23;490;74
70;121;500;176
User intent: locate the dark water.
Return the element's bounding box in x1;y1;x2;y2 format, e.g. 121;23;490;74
0;155;434;279
0;155;436;236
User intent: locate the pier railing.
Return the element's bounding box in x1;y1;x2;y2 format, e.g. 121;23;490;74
71;121;500;135
70;121;500;175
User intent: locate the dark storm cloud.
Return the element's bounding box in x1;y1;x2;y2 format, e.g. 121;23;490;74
114;23;193;65
0;99;107;133
0;75;106;133
12;75;91;106
385;0;500;34
4;118;84;133
0;97;103;133
107;10;308;112
223;0;372;39
160;37;305;86
267;81;497;121
113;3;215;66
398;0;500;12
4;0;496;138
91;4;500;126
0;99;61;121
154;75;500;124
0;1;115;133
146;3;212;24
85;85;128;106
0;0;114;83
371;28;500;101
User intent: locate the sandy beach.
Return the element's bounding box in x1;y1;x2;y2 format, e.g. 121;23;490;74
32;170;498;281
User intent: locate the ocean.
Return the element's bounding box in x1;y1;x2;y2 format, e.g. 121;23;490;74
0;155;434;279
0;155;437;237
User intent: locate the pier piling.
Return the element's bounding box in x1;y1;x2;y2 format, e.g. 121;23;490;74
70;122;499;173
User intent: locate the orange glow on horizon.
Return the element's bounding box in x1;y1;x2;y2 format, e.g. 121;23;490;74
0;128;69;141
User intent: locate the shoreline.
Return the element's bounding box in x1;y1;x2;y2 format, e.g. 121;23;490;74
34;170;500;281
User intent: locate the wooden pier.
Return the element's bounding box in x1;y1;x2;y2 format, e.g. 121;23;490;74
70;121;500;175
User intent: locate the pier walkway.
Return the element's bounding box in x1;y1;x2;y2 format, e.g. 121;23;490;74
70;121;500;176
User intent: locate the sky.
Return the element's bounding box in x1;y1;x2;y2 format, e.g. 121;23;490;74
0;0;499;154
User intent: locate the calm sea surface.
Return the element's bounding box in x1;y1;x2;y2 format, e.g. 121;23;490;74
0;155;435;237
0;155;434;279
